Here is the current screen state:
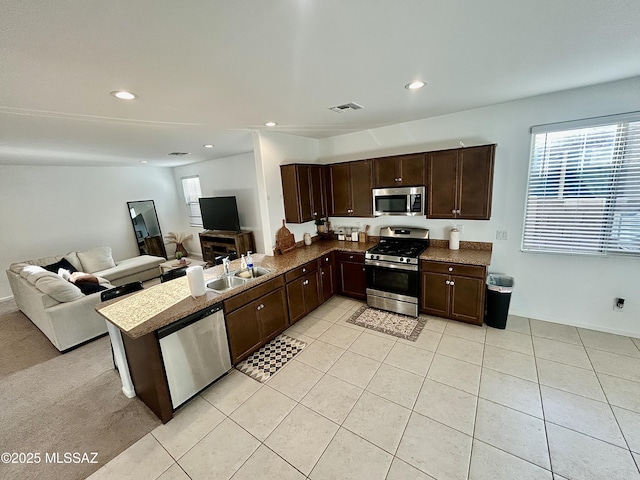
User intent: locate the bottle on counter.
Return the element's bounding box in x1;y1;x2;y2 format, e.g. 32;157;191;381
240;254;247;269
246;251;254;269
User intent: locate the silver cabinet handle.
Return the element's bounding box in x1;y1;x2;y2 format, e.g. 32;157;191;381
303;279;309;286
457;209;461;214
448;267;453;272
313;212;317;215
398;177;402;182
349;255;354;259
450;281;455;286
303;267;306;273
452;209;456;214
445;280;450;285
321;271;325;275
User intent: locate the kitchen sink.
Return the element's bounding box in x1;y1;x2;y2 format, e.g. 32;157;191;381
206;275;247;293
234;267;272;279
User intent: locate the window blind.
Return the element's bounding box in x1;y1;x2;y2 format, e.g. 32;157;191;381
522;113;640;255
181;176;203;227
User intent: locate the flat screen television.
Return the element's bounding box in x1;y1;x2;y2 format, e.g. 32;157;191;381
199;196;241;232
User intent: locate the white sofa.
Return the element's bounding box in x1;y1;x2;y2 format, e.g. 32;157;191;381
6;247;165;352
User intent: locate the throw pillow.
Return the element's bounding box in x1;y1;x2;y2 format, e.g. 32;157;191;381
74;281;108;295
34;275;84;302
43;258;78;274
20;265;59;285
77;247;116;274
64;252;83;271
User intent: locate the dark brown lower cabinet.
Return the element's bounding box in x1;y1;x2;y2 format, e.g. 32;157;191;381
318;253;336;304
337;252;366;300
286;270;320;324
224;275;289;364
420;261;486;325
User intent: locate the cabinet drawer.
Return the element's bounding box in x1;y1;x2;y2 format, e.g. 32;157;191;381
285;260;318;283
224;275;285;313
336;251;365;263
420;260;485;279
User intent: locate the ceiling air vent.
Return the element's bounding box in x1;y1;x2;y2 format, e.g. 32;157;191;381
329;102;364;113
167;152;190;156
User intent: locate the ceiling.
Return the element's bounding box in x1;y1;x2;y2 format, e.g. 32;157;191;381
2;1;640;167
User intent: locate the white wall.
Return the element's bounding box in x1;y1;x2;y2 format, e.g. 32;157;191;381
0;165;183;299
318;76;640;337
253;131;320;252
172;152;265;256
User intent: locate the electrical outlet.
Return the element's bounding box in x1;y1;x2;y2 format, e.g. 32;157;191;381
496;230;509;240
614;297;625;311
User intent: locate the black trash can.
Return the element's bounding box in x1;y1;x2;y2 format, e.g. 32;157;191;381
485;274;514;329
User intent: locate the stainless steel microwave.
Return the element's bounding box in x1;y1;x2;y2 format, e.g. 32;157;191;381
372;186;425;216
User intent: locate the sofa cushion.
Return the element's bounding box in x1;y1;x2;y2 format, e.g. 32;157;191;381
95;255;164;281
64;252;83;271
77;247;116;274
20;265;59;285
34;275;84;302
43;258;78;274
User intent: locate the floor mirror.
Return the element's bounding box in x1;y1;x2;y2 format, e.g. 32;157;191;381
127;200;167;258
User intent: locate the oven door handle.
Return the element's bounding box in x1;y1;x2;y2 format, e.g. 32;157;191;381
364;260;418;272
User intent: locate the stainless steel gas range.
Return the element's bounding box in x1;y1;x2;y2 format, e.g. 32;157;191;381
365;226;430;317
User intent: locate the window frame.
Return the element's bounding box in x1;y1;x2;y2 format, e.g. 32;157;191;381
180;175;203;228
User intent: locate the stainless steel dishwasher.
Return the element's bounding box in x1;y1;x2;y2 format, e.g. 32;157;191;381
157;303;231;410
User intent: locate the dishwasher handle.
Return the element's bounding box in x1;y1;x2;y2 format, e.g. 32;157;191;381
157;303;223;339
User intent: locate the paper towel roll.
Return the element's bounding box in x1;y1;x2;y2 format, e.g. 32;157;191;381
449;228;460;250
186;265;206;298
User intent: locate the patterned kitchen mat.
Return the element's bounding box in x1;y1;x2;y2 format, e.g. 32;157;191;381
347;306;426;341
236;334;307;383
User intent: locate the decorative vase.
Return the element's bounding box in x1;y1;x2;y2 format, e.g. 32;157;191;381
303;233;312;246
317;224;326;233
175;243;188;257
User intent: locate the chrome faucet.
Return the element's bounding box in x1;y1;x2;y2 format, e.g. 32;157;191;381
222;257;231;275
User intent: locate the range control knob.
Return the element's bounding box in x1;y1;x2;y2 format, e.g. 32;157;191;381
399;257;404;262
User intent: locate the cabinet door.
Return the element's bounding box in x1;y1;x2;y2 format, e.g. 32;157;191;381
458;145;495;220
373;157;398;187
258;288;289;342
225;302;262;364
304;271;321;314
339;261;367;299
450;276;484;325
310;165;326;218
328;163;351;216
297;165;313;222
286;279;306;324
320;262;335;304
350;160;373;216
427;150;458;218
398;153;425;186
420;271;450;317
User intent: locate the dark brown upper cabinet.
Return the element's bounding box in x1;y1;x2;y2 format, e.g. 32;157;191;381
427;144;495;220
373;153;425;188
280;164;326;224
327;159;373;217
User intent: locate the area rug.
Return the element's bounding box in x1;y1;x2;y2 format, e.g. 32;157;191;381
236;334;307;383
347;306;427;341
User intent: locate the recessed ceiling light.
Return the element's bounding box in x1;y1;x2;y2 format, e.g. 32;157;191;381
203;144;215;148
139;160;148;164
110;90;138;100
404;81;426;90
264;121;277;127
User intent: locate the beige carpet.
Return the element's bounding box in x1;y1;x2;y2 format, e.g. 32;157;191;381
0;299;161;480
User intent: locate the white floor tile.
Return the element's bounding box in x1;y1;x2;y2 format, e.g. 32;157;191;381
264;404;339;476
469;439;552;480
396;411;472;480
541;386;626;447
422;315;448;333
288;315;333;339
316;323;362;349
612;406;640;453
301;374;363;424
443;320;488;343
547;422;640;480
474;398;550;469
229;386;297;441
413;379;477;435
309;304;351;323
536;358;606;402
384;341;434;376
486;328;534;355
152;396;225;459
230;444;305;480
343;391;411;454
427;354;481;395
366;363;425;409
483;344;538;382
479;368;543;418
504;315;531;335
87;434;175;480
327;350;381;388
294;339;345;372
532;336;592;369
587;347;640;382
437;334;484;366
530;319;582;345
398;328;442;352
578;328;640;358
310;428;393;480
178;418;260;480
156;463;190;480
200;370;261;415
348;331;396;361
598;373;640;413
386;457;436;480
265;359;324;401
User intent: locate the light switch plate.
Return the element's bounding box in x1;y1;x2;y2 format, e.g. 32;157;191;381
496;230;509;240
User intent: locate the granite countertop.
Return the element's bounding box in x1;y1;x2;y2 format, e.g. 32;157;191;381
96;238;491;339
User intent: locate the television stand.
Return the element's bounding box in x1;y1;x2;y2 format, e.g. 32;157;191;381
199;230;256;265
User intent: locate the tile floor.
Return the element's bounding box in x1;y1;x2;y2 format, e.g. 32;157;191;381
88;296;640;480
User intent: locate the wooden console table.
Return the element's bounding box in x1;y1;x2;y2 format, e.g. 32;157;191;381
199;230;256;264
